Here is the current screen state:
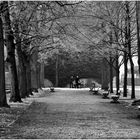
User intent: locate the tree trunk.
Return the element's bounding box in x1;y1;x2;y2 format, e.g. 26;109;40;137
31;51;38;91
40;63;44;87
126;1;135;99
136;1;140;74
26;59;33;95
109;55;113;93
0;16;9;107
55;54;59;87
22;39;33;95
129;58;135;99
1;1;22;102
31;66;38;91
37;62;41;89
101;58;109;90
14;23;28;98
123;51;128;97
17;50;28;98
115;53;120;95
123;2;129;97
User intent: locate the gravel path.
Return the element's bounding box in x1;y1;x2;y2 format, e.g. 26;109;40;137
1;89;140;139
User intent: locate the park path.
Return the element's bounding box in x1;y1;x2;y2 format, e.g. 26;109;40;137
1;88;140;139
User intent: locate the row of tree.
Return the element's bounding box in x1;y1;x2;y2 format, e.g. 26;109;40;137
1;1;140;107
69;1;140;99
0;1;81;107
42;1;140;99
93;1;140;99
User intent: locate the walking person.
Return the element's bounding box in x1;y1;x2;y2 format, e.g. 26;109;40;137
92;82;96;91
70;76;74;88
75;76;80;88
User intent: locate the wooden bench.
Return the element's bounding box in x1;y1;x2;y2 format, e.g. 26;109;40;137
110;90;121;103
131;100;140;111
49;87;55;92
110;95;120;103
89;87;94;91
93;90;98;94
110;91;121;103
89;87;99;95
130;105;140;113
102;90;109;99
136;105;140;110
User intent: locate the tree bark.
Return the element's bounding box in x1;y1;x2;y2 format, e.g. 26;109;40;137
31;51;38;91
22;39;33;95
123;51;128;97
126;1;135;99
101;58;109;90
37;62;41;89
115;53;120;95
109;31;114;93
14;22;28;98
55;53;59;87
109;55;113;93
25;59;33;95
123;2;129;97
1;1;22;102
40;63;44;87
136;1;140;74
129;57;135;99
17;45;28;98
0;16;9;107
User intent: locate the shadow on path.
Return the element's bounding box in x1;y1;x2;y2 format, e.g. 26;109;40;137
1;89;140;139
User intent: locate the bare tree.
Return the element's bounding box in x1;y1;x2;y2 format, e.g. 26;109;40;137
136;1;140;74
0;15;9;107
1;1;22;102
125;1;135;99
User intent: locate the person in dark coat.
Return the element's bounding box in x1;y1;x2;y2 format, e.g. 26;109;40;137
70;76;74;88
75;76;80;88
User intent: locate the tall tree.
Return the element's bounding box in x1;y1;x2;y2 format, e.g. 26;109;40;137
0;15;9;107
1;1;22;102
125;1;135;99
123;48;128;97
109;53;114;93
136;1;140;74
14;21;28;98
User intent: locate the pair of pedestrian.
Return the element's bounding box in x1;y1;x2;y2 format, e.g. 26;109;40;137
70;75;80;88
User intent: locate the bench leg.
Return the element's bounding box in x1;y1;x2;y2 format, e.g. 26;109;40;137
110;99;120;104
102;95;109;99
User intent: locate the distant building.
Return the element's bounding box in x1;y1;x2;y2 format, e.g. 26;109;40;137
121;66;140;86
